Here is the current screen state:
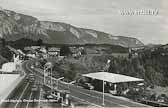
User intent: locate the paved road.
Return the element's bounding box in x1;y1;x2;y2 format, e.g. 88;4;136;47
3;62;41;108
24;60;149;108
3;79;41;108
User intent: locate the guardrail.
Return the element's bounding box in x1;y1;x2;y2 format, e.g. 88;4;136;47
0;71;21;74
0;62;26;108
0;75;26;108
140;99;168;107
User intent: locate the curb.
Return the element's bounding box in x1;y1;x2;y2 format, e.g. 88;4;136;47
0;62;26;108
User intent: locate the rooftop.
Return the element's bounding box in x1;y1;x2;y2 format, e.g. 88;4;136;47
83;72;144;83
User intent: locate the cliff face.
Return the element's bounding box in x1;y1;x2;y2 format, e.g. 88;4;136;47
0;8;144;47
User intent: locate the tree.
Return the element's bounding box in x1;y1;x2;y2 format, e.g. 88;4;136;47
0;38;6;50
36;39;43;46
1;47;13;61
60;45;71;56
40;58;47;68
1;38;6;47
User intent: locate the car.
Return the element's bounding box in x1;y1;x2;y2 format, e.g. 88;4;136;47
44;92;55;100
31;65;34;69
25;74;35;82
29;73;34;78
82;83;94;90
29;77;35;83
36;81;41;86
46;95;54;100
31;84;38;91
25;75;29;81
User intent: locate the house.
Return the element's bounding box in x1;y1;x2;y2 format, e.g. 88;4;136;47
27;53;36;58
24;47;33;51
111;53;129;58
31;46;40;50
72;51;82;57
39;47;47;54
47;47;60;57
26;50;37;58
17;49;26;56
131;46;145;51
70;47;84;57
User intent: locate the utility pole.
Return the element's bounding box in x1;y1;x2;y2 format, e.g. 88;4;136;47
102;80;105;108
51;67;53;89
102;59;111;107
43;66;46;85
44;62;53;89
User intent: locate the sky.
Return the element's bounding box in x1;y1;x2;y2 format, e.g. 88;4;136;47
0;0;168;44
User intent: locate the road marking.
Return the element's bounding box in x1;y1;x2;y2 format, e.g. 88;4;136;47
71;95;101;108
38;88;42;108
79;91;129;108
25;63;44;80
27;68;129;107
25;62;130;108
14;82;29;108
26;92;33;108
58;82;130;108
44;82;128;108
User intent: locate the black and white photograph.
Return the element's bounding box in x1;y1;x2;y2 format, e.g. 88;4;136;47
0;0;168;108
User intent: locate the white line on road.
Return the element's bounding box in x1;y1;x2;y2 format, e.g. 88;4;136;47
38;88;42;108
59;83;130;108
25;62;130;108
71;95;101;108
26;92;33;108
14;83;29;108
25;63;44;80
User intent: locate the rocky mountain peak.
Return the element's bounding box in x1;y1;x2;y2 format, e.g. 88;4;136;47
0;9;144;47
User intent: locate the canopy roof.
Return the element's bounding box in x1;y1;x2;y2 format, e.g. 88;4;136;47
82;72;144;83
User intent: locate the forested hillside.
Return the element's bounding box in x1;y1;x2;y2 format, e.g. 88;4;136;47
0;39;13;67
108;46;168;87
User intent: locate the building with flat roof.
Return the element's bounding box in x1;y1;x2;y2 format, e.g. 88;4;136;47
83;72;144;83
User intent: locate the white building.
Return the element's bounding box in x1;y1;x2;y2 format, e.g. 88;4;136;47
48;47;60;57
0;54;21;72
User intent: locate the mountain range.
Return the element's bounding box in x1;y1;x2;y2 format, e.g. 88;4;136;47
0;8;144;47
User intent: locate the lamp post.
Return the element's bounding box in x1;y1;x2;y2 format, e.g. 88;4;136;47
60;96;64;108
57;77;64;89
68;81;76;92
50;67;53;89
43;66;46;85
43;62;53;89
57;92;63;108
102;80;105;107
67;83;70;91
102;59;111;107
44;66;49;85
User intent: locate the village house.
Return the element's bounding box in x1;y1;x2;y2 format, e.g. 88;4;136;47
39;46;47;54
70;47;84;57
47;47;60;57
31;46;41;50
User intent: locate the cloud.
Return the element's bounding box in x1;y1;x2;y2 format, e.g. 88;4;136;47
0;0;168;44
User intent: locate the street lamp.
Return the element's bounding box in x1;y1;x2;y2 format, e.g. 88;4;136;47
51;67;53;89
102;80;105;107
43;66;46;84
57;77;64;89
43;62;53;89
60;96;64;108
102;59;111;107
43;66;49;85
67;80;76;92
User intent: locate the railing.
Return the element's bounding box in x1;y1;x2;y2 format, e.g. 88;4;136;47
0;71;22;74
140;99;168;107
